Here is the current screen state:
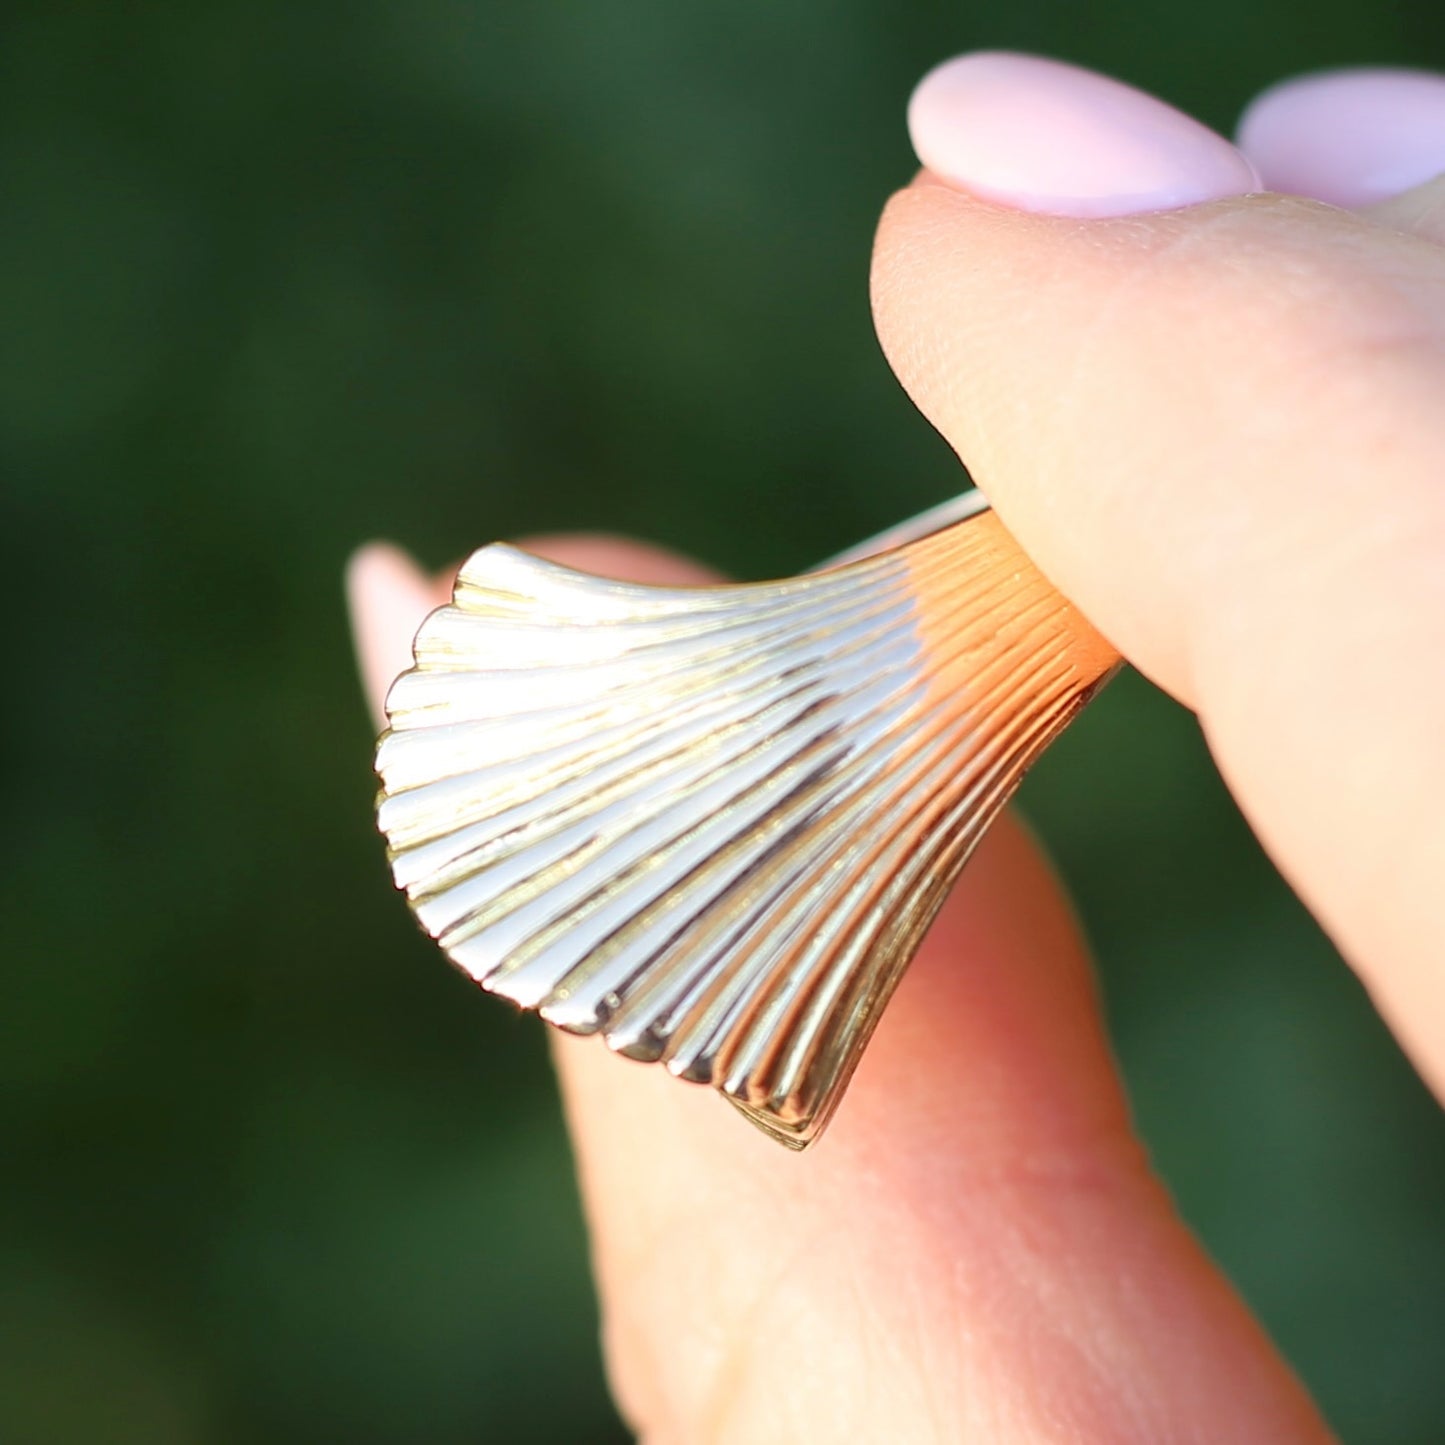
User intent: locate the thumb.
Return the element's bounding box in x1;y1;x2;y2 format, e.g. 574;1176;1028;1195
873;56;1445;1094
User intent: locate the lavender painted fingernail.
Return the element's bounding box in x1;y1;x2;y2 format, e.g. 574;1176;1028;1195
1238;68;1445;209
908;52;1261;219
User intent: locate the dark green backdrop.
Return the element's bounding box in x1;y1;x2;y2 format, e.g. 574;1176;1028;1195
4;3;1443;1442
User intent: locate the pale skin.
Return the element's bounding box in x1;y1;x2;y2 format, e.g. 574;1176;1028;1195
348;160;1445;1442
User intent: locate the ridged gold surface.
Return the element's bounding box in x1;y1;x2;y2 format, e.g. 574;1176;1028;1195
375;507;1119;1148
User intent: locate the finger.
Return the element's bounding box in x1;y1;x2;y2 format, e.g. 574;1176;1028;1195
348;536;1330;1444
347;543;455;729
1236;67;1445;216
875;56;1445;1094
1366;175;1445;250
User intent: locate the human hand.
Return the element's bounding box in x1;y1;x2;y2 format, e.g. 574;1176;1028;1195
348;55;1445;1443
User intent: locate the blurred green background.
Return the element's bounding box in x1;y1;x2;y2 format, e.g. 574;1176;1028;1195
3;2;1443;1441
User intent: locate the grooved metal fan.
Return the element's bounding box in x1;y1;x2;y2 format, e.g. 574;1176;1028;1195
375;499;1118;1147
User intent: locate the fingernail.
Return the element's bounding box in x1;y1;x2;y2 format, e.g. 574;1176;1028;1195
345;542;436;728
1237;68;1445;209
908;52;1261;218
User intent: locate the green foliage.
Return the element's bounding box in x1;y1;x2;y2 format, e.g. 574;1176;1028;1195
2;2;1441;1441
